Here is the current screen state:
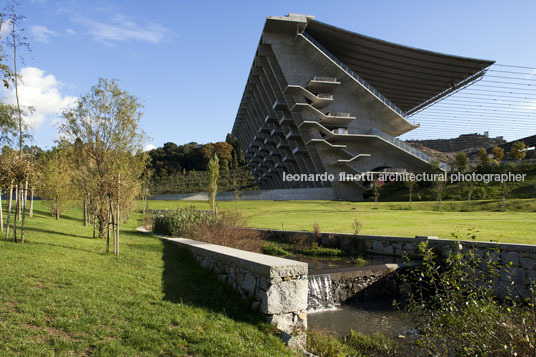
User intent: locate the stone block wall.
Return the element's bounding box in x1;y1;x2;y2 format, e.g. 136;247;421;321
160;237;309;342
260;229;536;299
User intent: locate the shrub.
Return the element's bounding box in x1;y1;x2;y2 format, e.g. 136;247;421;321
152;206;262;252
152;205;218;237
290;233;313;249
400;231;536;356
313;222;322;239
352;218;362;235
195;213;262;253
297;243;343;257
353;256;367;266
261;243;291;257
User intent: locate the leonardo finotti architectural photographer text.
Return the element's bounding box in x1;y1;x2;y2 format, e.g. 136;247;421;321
282;171;527;184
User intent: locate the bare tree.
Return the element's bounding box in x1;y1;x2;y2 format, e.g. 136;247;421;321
403;174;418;209
2;1;32;243
372;177;382;209
430;160;447;210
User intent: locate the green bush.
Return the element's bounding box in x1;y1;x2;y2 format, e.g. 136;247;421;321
152;205;219;237
400;230;536;356
297;243;343;257
262;243;291;257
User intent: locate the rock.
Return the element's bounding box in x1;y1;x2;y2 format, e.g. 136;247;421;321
372;240;384;252
243;272;257;295
267;313;294;334
520;258;535;270
384;246;394;255
501;251;519;267
262;279;308;314
251;301;260;311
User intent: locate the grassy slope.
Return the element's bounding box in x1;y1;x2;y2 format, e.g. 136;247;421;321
0;201;294;356
147;199;536;244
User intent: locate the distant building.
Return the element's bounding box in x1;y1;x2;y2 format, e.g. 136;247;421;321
407;133;507;153
231;14;494;200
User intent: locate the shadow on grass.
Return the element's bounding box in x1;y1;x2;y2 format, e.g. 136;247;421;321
161;239;265;325
27;240;99;254
25;226;93;239
31;208;84;223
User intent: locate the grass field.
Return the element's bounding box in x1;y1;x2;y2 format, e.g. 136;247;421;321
146;199;536;244
0;201;294;356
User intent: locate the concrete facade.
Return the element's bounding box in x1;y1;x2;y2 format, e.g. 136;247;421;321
232;14;492;201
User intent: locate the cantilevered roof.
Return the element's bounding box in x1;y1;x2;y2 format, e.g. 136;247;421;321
304;19;495;115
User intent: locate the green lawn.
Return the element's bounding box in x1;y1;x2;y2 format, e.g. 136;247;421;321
146;199;536;244
0;201;294;356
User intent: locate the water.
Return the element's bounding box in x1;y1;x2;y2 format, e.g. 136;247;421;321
294;253;404;275
308;274;336;310
302;253;412;337
308;301;412;337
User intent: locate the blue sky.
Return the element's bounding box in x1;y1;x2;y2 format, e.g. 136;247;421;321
4;0;536;150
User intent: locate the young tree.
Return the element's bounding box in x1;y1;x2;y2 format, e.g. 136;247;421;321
510;141;527;163
60;78;146;254
37;145;74;219
478;148;490;167
454;152;468;173
491;147;508;209
430;160;447;210
491;146;504;165
454;151;473;209
372;177;383;209
207;154;219;213
1;1;32;243
403;173;418;209
233;175;241;214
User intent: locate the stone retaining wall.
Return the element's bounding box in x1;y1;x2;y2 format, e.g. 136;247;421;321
260;229;536;299
159;236;308;343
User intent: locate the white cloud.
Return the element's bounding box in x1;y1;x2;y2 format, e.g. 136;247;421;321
30;25;58;43
143;144;156;152
66;28;77;36
1;67;77;129
0;18;12;39
72;13;173;44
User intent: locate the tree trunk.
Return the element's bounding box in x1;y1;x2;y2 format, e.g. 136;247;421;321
115;174;120;256
106;199;111;253
15;185;20;220
409;187;412;209
13;183;19;242
502;182;506;210
24;178;28;210
92;213;96;238
83;194;87;226
29;184;34;218
21;181;26;243
5;183;13;240
0;189;3;233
